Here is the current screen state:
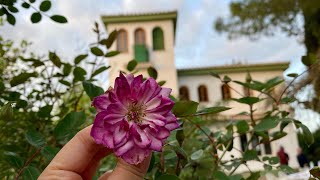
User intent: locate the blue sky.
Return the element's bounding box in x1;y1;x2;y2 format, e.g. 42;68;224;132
1;0;306;70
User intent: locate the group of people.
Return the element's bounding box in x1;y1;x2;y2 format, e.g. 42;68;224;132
277;146;309;168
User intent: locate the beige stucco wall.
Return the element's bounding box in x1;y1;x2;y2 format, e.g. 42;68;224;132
105;20;178;96
178;70;285;115
179;70;300;172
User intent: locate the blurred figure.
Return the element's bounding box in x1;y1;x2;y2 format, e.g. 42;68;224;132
296;147;309;168
277;146;289;165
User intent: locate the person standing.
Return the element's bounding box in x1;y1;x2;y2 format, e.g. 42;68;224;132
297;147;309;168
277;146;289;165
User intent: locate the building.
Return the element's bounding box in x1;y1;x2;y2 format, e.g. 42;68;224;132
101;11;300;173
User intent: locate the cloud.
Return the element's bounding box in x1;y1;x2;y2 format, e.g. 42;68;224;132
0;0;305;69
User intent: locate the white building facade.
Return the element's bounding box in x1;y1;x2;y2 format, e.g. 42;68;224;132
102;11;300;173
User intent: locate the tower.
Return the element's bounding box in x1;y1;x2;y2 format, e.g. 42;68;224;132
102;11;178;95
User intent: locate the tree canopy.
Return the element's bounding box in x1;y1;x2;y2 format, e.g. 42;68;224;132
215;0;320;54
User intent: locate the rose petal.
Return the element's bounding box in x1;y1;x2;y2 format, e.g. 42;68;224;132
121;146;150;165
115;139;134;156
92;93;111;112
159;88;171;97
113;121;129;146
130;124;151;148
143;113;166;126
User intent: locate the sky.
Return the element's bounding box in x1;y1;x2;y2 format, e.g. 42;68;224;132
2;0;319;130
1;0;306;70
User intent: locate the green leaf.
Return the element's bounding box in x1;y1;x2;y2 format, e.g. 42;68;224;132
50;15;68;23
38;105;53;118
63;63;72;76
243;150;258;161
234;80;265;91
22;166;40;180
301;124;314;146
158;81;166;86
41;146;60;161
280;97;295;103
147;67;158;79
82;81;104;100
127;60;137;71
271;131;287;141
92;66;110;77
74;54;88;64
191;149;203;160
31;12;42;23
105;51;120;57
210;72;220;79
246;172;260;180
173;101;198;116
196;106;231;115
229;175;243;180
264;77;283;90
105;30;117;48
302;53;317;67
32;60;45;67
54;111;86;141
39;0;51;12
3;152;24;168
268;157;279;165
91;47;104;56
233;97;260;105
264;164;272;171
287;73;298;78
147;153;155;173
176;129;184;147
278;165;295;174
8;6;19;13
254;117;279;132
22;2;30;8
156;174;180;180
7;13;16;25
73;67;87;81
236;120;249;134
169;144;188;160
59;80;71;87
49;52;62;68
25;130;46;148
0;102;13;120
223;75;231;83
29;0;36;3
10;72;37;87
212;171;228;180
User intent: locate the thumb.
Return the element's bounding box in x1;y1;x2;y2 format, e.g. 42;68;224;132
99;154;151;180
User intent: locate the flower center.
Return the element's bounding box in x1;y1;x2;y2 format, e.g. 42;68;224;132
126;102;146;123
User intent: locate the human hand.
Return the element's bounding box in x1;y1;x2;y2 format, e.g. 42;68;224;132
39;125;151;180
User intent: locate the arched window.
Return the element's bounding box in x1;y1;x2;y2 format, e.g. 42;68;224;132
117;29;128;52
198;85;208;102
134;28;146;45
221;84;231;100
152;27;164;50
179;86;190;101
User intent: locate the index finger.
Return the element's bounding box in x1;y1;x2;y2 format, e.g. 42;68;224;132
42;125;111;174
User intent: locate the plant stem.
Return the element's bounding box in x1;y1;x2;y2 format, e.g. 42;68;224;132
185;118;215;145
15;148;41;180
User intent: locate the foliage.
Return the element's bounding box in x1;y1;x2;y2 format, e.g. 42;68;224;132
298;127;320;164
0;3;315;180
0;0;68;25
